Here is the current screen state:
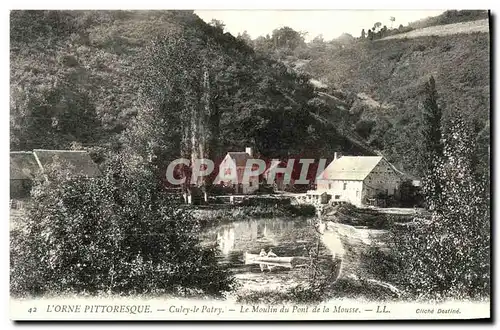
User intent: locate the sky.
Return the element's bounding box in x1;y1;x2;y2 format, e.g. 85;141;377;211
195;10;446;41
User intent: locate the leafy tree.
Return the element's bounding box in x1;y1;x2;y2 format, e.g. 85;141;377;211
355;119;376;139
125;22;248;188
337;33;355;46
253;35;273;54
372;22;382;32
390;16;396;28
393;115;490;300
271;26;306;50
361;29;366;39
10;155;236;297
381;25;388;38
236;30;252;46
312;34;324;44
209;18;225;32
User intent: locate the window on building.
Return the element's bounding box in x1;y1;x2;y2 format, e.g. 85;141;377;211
335;195;340;200
356;191;359;197
249;181;253;187
343;182;347;190
328;183;332;189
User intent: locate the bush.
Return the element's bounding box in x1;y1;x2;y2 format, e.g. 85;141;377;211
208;184;235;196
10;158;236;297
284;204;316;217
355;119;376;139
255;183;274;194
360;246;400;283
412;44;427;52
398;180;423;207
332;204;398;229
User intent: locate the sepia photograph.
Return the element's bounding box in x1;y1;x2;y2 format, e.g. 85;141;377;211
8;7;491;321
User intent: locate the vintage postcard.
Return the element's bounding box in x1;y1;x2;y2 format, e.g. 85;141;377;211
9;9;491;321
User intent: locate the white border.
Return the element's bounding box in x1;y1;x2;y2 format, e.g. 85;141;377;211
1;1;497;329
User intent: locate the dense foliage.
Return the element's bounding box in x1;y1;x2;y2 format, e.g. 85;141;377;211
10;9;491;302
10;155;236;297
10;10;361;165
391;114;490;300
418;76;444;210
304;33;489;175
246;11;489;176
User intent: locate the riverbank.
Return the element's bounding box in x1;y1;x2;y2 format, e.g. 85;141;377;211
192;203;316;224
200;203;413;304
234;220;402;305
320;203;417;229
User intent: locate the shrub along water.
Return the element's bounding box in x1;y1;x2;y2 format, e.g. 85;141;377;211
10;155;236;298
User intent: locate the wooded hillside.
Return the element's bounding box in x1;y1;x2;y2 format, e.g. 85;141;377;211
10;10;363;170
10;10;490;177
245;10;490;176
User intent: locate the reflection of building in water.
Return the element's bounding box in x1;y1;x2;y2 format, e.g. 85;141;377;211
217;226;235;255
257;223;276;241
250;221;258;241
214;219;300;254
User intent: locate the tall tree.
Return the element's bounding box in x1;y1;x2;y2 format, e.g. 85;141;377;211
418;76;444;211
394;115;490;299
123;26;222;196
271;26;305;50
367;29;373;41
209;19;225;32
389;16;396;28
372;22;382;32
236;30;252;46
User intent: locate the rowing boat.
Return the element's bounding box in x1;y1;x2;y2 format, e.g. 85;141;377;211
244;252;309;267
244;252;293;264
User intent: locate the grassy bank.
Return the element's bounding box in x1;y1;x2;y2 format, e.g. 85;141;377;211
322;203;415;229
236;276;401;305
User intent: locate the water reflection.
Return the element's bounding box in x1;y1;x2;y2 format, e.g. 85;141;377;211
202;218;332;272
216;226;235;255
201;218;344;294
211;219;300;256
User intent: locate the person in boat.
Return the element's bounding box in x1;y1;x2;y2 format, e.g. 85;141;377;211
266;249;278;272
259;249;267;272
267;249;277;258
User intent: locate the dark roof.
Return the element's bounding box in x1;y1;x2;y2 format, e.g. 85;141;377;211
10;151;42;180
33;149;100;177
227;152;252;167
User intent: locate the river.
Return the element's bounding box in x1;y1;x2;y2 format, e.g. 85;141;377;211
200;217;338;292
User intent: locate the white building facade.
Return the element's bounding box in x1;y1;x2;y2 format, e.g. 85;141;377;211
315;155;403;206
217;147;259;195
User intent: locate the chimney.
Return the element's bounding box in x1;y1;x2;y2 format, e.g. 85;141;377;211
245;147;253;157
